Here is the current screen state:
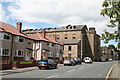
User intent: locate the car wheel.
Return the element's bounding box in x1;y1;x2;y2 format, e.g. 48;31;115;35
48;66;51;69
55;65;57;69
64;64;66;66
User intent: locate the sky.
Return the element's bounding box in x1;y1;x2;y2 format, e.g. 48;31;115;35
0;0;118;47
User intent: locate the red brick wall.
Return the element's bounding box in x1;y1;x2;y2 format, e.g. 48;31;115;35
14;57;23;61
0;61;12;70
0;56;9;61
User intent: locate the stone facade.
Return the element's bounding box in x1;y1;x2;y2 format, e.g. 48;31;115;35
23;24;101;61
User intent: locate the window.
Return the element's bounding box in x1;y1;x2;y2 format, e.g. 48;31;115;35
68;46;71;51
0;48;2;55
48;52;52;57
68;54;71;57
14;50;23;57
73;26;76;29
28;42;31;45
2;49;9;56
65;34;67;36
4;33;10;40
73;37;76;39
19;37;24;42
0;32;3;40
56;53;59;57
65;37;68;39
15;36;24;42
57;37;60;40
48;43;52;47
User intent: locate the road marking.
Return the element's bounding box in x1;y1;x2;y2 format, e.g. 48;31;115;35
46;75;58;78
67;69;75;72
105;64;117;80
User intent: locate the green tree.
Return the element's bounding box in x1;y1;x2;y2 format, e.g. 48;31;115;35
100;0;120;49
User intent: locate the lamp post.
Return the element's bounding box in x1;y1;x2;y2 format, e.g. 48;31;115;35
81;34;83;61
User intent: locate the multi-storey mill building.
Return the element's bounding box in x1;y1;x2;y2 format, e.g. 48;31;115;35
23;24;101;61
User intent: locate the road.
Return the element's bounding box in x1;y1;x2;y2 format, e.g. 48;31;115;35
2;61;118;79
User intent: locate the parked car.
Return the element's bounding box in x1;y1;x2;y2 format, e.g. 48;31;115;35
38;59;57;69
84;57;93;63
73;58;81;65
109;58;113;61
64;59;76;66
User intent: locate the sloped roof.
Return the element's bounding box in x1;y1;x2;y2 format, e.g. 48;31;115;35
45;35;63;45
0;22;63;46
28;33;63;45
0;22;27;37
27;33;49;42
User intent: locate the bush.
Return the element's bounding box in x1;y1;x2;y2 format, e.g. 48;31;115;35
20;61;32;64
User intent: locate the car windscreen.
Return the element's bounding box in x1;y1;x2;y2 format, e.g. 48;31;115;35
64;59;70;61
39;59;48;62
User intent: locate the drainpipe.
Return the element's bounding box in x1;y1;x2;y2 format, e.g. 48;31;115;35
10;34;14;61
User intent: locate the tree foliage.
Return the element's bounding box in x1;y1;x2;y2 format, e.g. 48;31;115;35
100;0;120;44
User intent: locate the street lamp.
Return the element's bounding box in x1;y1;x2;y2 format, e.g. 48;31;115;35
81;34;83;61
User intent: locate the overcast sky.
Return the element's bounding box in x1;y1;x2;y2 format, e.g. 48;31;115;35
0;0;118;46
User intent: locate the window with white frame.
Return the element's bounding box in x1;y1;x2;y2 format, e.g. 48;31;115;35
0;32;3;40
15;36;24;42
2;48;9;56
56;53;59;57
14;50;24;57
48;52;52;57
3;33;10;40
48;43;52;47
19;37;24;42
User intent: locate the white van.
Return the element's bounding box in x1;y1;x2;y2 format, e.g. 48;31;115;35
84;57;93;63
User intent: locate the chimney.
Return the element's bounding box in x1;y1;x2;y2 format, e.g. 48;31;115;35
53;34;56;41
89;27;96;33
17;22;22;33
42;29;46;38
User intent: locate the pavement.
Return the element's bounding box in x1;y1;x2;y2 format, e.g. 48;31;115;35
0;64;63;76
109;62;120;79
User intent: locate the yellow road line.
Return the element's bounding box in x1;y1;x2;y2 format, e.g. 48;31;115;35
105;64;117;80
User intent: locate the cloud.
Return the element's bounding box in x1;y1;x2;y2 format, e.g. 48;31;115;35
0;0;15;2
7;0;117;35
0;3;9;22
